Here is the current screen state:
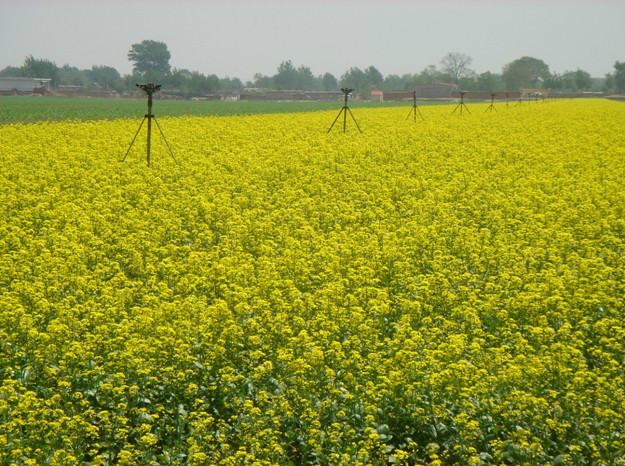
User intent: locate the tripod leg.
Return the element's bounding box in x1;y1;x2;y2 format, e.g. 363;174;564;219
327;108;344;133
405;106;413;121
463;103;471;115
416;105;425;121
121;117;146;162
347;107;362;133
153;116;179;165
147;116;152;167
452;103;461;114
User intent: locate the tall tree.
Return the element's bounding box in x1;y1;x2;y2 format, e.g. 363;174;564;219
417;65;445;84
89;65;121;91
358;65;384;95
572;69;592;91
502;56;550;90
321;72;338;91
295;65;315;90
340;67;365;91
22;55;59;86
439;52;473;83
184;71;219;95
219;77;243;90
127;40;171;76
543;73;561;91
364;66;383;86
552;69;593;92
381;74;403;91
57;64;90;88
475;71;502;91
612;61;625;93
274;60;297;90
0;66;24;77
252;73;273;88
166;68;192;90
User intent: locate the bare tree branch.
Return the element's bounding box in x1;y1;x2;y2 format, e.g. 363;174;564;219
440;52;473;84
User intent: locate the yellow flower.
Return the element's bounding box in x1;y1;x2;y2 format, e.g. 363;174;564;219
0;99;623;464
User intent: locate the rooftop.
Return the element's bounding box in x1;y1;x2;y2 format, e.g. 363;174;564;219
0;77;52;81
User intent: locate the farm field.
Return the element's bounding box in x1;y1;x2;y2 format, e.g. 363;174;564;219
0;96;446;124
0;100;624;464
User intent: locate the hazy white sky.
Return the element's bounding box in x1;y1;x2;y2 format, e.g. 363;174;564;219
2;0;624;81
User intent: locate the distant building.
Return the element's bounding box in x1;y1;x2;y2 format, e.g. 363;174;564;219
377;83;459;101
452;91;521;100
0;77;52;95
370;90;383;102
57;85;83;92
240;89;343;101
551;91;607;99
521;88;549;98
378;91;413;102
215;90;241;100
415;82;459;99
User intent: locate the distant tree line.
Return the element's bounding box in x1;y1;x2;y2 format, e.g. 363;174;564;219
0;41;244;96
1;40;623;96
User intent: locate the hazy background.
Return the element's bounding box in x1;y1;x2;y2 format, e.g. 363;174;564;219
2;0;624;80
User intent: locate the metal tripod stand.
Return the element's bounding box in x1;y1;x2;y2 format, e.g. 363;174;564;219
485;93;497;112
452;91;471;115
327;88;362;133
406;90;425;121
122;83;178;167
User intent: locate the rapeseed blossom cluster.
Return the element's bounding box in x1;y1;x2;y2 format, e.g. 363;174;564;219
0;100;624;464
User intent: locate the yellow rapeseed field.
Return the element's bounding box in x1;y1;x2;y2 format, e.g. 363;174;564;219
0;100;624;465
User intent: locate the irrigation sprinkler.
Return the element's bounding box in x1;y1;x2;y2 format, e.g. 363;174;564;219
327;88;362;133
406;90;425;122
452;91;471;115
122;83;178;167
485;93;497;113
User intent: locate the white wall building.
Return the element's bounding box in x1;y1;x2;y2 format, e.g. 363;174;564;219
0;77;52;94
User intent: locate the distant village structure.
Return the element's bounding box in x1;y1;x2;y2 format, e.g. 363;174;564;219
371;83;460;102
0;77;51;95
239;89;344;101
520;88;549;98
452;91;522;100
0;76;613;101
